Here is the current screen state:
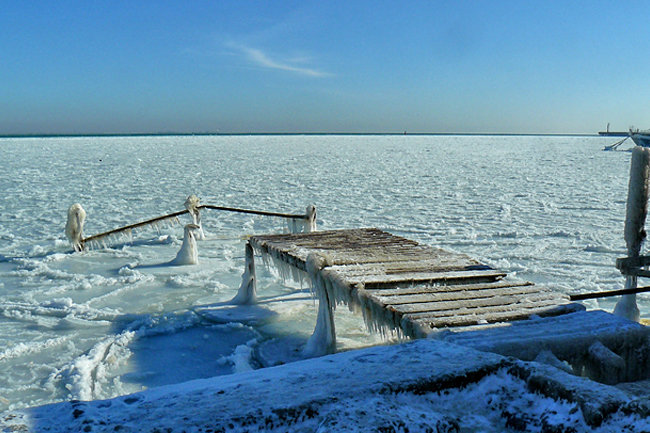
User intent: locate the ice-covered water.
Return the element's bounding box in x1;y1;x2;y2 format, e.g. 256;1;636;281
0;134;644;411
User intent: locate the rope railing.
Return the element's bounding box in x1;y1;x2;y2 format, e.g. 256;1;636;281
199;205;307;220
80;209;190;246
73;201;315;250
570;285;650;301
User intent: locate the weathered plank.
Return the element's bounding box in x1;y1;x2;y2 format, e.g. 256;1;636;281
374;283;541;306
365;280;534;296
409;302;584;332
343;269;506;288
391;292;567;315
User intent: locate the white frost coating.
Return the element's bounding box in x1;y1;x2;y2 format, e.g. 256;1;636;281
303;253;336;357
230;243;257;304
184;195;205;240
615;146;650;322
65;203;86;252
169;224;200;265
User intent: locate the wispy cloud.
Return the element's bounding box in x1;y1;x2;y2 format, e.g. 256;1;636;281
230;43;331;78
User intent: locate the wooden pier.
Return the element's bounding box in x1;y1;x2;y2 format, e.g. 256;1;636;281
248;228;583;339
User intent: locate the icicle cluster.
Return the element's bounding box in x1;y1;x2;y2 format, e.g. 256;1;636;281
83;216;181;251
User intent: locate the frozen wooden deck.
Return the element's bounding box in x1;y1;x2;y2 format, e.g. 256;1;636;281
249;228;583;338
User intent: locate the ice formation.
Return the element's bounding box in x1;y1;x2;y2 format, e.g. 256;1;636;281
615;146;650;322
288;204;317;233
303;253;337;357
184;194;205;240
65;203;86;252
230;243;257;305
169;224;200;265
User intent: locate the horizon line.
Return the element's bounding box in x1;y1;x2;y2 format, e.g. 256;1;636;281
0;131;601;139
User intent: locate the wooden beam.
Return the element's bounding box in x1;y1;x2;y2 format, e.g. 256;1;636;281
570;285;650;301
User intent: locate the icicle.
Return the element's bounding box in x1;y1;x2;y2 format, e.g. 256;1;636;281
65;203;86;252
255;246;308;287
230;242;257;305
615;146;650;322
303;253;336;357
169;224;200;265
184;194;205;240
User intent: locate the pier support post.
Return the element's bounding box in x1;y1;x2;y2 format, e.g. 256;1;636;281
231;242;257;305
615;146;650;322
303;253;336;357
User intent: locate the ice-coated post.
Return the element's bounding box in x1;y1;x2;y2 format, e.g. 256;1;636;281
305;204;317;233
614;146;650;322
65;203;86;252
231;242;257;304
170;224;200;265
184;194;205;240
303;253;336;357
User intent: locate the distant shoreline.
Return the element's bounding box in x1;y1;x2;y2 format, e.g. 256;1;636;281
0;132;600;139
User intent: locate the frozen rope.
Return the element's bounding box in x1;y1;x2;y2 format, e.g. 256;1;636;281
74;202;316;250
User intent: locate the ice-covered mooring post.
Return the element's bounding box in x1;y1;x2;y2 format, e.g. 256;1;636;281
65;203;86;252
614;146;650;322
170;224;201;265
184;194;205;240
230;242;257;305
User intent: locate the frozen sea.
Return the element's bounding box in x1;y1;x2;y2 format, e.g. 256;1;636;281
0;134;645;412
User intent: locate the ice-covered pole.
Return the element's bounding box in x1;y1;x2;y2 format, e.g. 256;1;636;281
170;224;200;265
614;146;650;322
184;195;205;240
305;204;317;233
303;253;336;357
230;242;257;305
65;203;86;252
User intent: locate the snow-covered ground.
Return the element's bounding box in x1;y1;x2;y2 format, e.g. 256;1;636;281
2;339;649;432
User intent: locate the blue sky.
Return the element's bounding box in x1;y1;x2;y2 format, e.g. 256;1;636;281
1;1;649;134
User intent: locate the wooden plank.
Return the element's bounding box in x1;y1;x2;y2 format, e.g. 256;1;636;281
365;281;534;296
328;260;492;276
389;292;566;315
373;284;543;306
410;303;584;331
345;270;506;288
403;296;573;322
